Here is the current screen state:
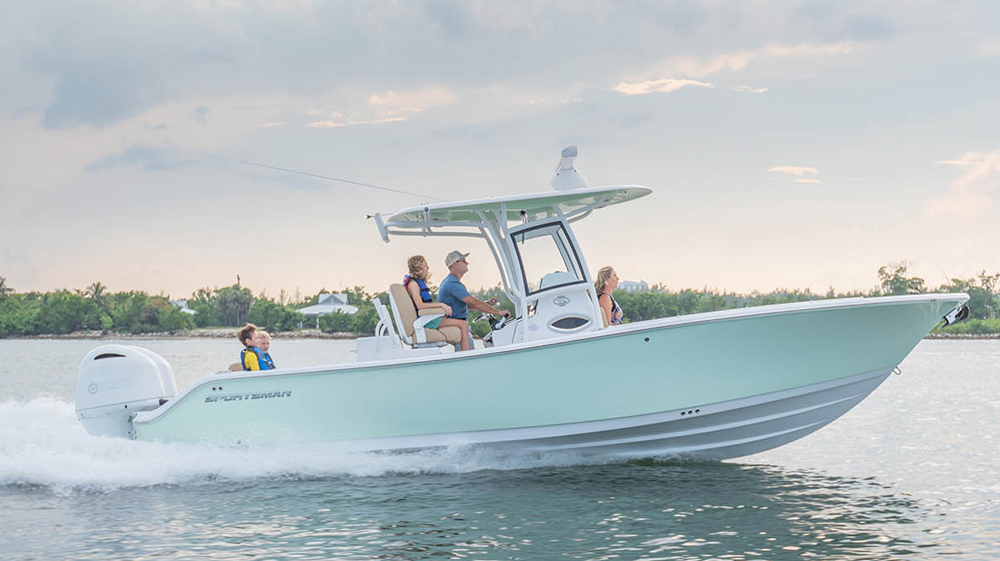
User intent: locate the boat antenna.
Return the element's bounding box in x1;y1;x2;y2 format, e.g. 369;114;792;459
240;160;445;202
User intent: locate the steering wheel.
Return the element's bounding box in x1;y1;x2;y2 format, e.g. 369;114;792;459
474;311;512;330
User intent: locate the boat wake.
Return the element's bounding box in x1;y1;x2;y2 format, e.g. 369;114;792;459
0;398;626;493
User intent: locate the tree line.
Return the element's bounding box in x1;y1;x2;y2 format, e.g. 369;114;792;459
0;262;997;338
0;277;384;337
0;281;194;337
610;262;999;335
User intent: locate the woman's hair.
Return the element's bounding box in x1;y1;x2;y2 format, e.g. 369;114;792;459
237;323;257;345
407;255;428;279
594;266;615;295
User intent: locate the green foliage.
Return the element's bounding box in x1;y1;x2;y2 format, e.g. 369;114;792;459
469;315;491;338
107;292;195;334
877;262;926;295
187;285;253;327
343;286;371;307
0;276;13;298
316;289;381;334
934;270;999;320
187;287;221;327
351;304;380;335
248;299;304;332
935;318;1000;335
0;290;103;335
300;287;371;309
2;260;999;337
317;311;355;332
0;287;193;336
216;285;253;326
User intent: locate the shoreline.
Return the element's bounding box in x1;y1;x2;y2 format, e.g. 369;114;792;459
4;328;361;341
3;330;998;341
923;333;1000;340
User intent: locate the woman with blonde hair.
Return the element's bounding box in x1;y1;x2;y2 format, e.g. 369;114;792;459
404;255;471;350
594;266;623;327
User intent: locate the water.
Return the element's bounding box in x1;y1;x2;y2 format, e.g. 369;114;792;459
0;338;997;560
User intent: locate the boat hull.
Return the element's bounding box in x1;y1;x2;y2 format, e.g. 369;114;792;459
131;295;964;460
475;368;891;459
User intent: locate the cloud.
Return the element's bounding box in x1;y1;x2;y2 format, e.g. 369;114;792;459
85;144;205;172
975;39;1000;58
610;111;653;129
23;3;248;129
612;79;713;96
526;95;583;106
302;86;459;128
612;40;856;99
14;0;869;135
935;160;975;166
768;166;819;176
648;41;856;81
367;88;457;110
924;149;1000;219
763;42;855;57
656;52;756;79
429;122;499;144
193;106;211;125
304;120;346;129
3;247;30;265
793;178;822;184
305;116;407;128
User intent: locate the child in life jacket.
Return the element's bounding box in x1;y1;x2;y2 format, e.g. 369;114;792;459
238;323;276;371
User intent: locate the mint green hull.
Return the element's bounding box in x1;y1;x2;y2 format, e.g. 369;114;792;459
132;295;965;458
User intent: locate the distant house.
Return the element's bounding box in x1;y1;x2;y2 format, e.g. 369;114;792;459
170;299;197;315
298;293;359;327
618;280;649;293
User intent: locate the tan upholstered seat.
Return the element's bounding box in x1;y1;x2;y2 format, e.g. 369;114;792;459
228;362;242;372
388;284;462;345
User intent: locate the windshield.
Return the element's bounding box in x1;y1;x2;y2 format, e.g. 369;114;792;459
512;222;585;295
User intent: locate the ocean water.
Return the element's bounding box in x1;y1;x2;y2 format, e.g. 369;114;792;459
0;338;997;560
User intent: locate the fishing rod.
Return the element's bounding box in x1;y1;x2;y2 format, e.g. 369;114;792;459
240;160;445;202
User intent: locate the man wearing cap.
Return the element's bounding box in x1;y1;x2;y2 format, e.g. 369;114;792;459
439;250;511;344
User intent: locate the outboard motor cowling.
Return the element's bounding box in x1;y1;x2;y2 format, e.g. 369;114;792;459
76;345;177;438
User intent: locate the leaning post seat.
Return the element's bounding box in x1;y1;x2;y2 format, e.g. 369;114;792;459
387;284;462;347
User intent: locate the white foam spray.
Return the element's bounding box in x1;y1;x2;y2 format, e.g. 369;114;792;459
0;398;607;493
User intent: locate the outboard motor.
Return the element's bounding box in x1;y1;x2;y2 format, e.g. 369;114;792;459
76;345;177;438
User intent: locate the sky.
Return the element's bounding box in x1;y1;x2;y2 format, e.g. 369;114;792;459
1;0;999;299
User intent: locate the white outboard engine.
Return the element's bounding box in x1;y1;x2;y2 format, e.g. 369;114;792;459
76;345;177;438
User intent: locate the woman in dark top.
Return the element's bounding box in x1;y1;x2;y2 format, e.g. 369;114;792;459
594;266;623;326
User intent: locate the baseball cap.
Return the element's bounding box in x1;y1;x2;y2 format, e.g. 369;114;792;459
445;250;470;268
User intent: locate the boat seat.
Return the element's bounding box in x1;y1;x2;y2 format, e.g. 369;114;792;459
600;306;609;328
228;362;242;372
387;284;462;347
372;297;405;347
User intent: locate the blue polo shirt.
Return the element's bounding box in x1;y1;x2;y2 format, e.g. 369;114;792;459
438;274;471;320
